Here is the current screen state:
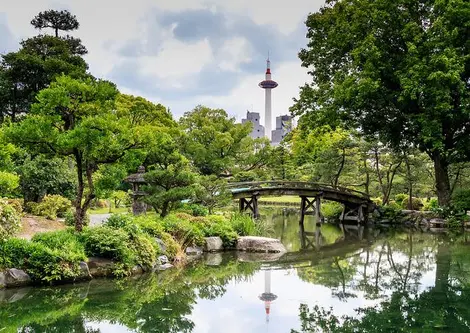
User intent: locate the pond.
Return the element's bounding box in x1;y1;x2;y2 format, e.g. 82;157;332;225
1;208;470;332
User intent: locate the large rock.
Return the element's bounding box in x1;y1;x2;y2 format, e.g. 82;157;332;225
87;257;115;277
155;238;167;253
158;255;169;265
77;261;92;280
156;263;174;271
0;271;5;289
204;237;224;252
4;269;31;288
236;236;287;253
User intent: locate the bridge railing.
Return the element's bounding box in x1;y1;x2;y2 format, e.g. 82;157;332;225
226;181;370;199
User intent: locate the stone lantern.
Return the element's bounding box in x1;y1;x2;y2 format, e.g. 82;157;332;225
125;165;147;215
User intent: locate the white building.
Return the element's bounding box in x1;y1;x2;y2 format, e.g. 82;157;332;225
242;111;265;139
271;114;293;146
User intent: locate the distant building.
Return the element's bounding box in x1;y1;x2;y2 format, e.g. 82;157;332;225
242;111;265;139
271;114;293;146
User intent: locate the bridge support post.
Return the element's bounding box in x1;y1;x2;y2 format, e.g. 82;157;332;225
299;195;324;249
238;196;260;219
340;203;368;225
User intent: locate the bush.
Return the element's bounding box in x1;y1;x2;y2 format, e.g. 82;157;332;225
159;232;181;259
230;213;257;236
0;171;19;197
0;198;21;241
105;213;133;229
6;198;23;213
132;215;164;237
129;233;158;269
187;203;208;216
401;197;423;210
452;189;470;212
80;226;133;266
0;233;86;283
202;221;238;248
423;198;438;211
31;195;72;219
321;202;343;220
162;215;205;247
394;193;408;204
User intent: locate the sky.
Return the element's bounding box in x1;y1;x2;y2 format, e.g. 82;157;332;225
0;0;324;121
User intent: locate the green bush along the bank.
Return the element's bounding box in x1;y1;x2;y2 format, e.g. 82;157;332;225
26;194;72;220
0;199;21;241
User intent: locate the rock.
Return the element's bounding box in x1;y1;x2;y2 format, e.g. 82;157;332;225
155;238;167;253
0;271;5;289
204;253;223;266
77;261;92;280
132;265;144;275
204;237;224;252
87;257;115;277
236;236;287;253
1;287;31;303
430;218;446;226
158;255;169;265
186;246;203;255
237;251;285;262
4;269;31;288
156;263;174;271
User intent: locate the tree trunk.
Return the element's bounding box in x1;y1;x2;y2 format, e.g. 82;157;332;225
363;158;370;195
160;201;169;218
334;148;346;187
432;153;451;206
404;154;413;210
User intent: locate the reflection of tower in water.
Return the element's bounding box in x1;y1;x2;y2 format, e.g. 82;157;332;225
259;269;277;324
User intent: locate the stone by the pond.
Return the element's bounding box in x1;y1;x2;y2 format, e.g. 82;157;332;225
0;271;5;288
186;246;203;255
158;255;169;265
4;268;31;288
204;237;224;252
237;251;285;262
156;263;174;271
204;253;223;266
236;236;287;253
132;265;144;275
87;257;115;277
77;261;92;280
430;218;447;225
155;238;167;253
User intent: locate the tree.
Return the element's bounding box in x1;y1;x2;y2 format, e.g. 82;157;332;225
193;175;232;214
0;11;88;122
179;105;251;176
6;76;153;231
292;0;470;206
143;133;197;217
31;10;79;37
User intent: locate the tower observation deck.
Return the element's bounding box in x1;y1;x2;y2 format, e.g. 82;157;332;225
258;57;278;141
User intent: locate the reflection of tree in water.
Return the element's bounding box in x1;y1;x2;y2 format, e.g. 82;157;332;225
291;234;470;332
1;258;259;333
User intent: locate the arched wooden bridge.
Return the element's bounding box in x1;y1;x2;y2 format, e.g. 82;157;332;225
228;181;375;247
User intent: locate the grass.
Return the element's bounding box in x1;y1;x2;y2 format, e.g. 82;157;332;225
258;196;301;204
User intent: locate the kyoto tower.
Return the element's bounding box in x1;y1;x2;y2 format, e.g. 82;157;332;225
258;55;278;141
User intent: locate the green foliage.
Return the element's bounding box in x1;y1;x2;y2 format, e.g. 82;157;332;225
0;198;21;241
6;198;23;214
0;231;87;282
193;175;231;214
105;213;134;229
64;210;89;227
31;194;72;220
186;203;209;216
423;198;439;211
230;213;258;236
321;202;343;220
0;171;19;196
18;155;76;202
292;0;470;205
452;189;470;212
394;194;408;203
401;197;423;211
31;10;80;37
179;105;252;176
162;215;205;247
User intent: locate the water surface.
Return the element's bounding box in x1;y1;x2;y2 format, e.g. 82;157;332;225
1;209;470;332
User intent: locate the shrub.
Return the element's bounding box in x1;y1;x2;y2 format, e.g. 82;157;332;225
230;213;257;236
401;197;423;210
6;198;23;213
187;203;208;216
202;221;238;248
321;202;343;220
80;226;132;261
162;215;205;247
105;213;133;229
129;233;158;269
132;215;164;237
423;198;439;211
394;193;408;204
159;232;181;259
0;198;21;241
32;195;72;219
0;234;86;283
452;189;470;212
0;171;19;197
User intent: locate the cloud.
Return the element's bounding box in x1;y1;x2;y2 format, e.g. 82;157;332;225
0;13;18;54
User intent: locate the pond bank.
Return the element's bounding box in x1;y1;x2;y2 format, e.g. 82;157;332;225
0;235;286;289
